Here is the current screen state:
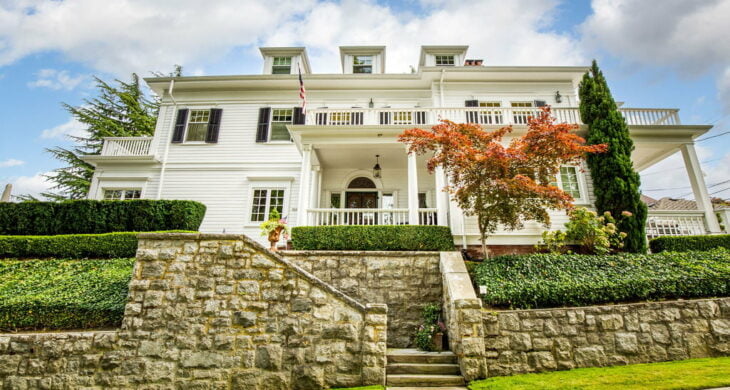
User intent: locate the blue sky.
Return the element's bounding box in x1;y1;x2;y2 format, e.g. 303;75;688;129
1;0;729;200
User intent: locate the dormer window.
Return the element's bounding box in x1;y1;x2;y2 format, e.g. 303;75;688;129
353;56;373;74
272;57;292;74
435;55;455;66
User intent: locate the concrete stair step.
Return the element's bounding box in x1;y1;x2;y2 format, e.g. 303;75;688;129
386;374;466;387
387;363;461;375
387;348;458;364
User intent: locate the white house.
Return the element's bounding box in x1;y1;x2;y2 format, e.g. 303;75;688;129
83;45;723;250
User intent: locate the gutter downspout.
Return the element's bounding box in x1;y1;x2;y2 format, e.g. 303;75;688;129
156;79;177;199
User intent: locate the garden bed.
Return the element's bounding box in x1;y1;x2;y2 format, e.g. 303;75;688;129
470;248;730;309
0;258;134;331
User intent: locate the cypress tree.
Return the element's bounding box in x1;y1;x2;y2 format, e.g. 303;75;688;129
579;60;648;253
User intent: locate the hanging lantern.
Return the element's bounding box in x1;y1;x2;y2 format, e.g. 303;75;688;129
373;154;382;178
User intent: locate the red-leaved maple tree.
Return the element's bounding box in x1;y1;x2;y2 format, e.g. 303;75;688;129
398;107;608;258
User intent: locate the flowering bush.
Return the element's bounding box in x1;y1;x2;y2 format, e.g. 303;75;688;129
413;303;446;351
259;210;289;241
540;207;627;254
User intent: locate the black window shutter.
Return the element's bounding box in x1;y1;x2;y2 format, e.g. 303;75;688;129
465;100;478;107
256;107;271;143
172;109;188;143
353;112;363;125
293;107;306;125
316;113;328;125
205;108;223;143
379;112;391;125
534;100;547;107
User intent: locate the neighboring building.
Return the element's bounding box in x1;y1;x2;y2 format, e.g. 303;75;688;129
82;45;723;249
642;195;729;236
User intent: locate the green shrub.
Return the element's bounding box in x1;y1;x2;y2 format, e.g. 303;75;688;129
471;248;730;309
0;231;192;259
291;225;454;251
0;199;206;235
650;235;730;253
0;258;134;331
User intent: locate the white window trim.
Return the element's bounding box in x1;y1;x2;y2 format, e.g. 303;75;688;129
554;165;589;204
174;107;215;145
245;181;291;226
95;180;147;200
434;54;456;66
267;107;295;143
102;187;144;200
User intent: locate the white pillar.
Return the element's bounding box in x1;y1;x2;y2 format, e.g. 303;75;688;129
681;143;721;233
407;151;420;224
297;145;313;227
434;165;449;226
310;166;321;209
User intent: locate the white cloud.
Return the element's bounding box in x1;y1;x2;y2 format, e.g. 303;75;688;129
0;172;54;200
39;117;87;140
28;68;87;90
0;0;584;77
581;0;730;111
0;159;25;168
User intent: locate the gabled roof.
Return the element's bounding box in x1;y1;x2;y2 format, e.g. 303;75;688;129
419;45;469;67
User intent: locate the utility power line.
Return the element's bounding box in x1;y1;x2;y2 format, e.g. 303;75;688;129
640;157;724;176
697;131;730;142
644;179;730;192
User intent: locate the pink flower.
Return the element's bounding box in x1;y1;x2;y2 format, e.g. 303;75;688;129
621;211;633;217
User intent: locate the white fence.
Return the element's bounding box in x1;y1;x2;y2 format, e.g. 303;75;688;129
305;107;680;127
646;211;708;240
100;137;153;156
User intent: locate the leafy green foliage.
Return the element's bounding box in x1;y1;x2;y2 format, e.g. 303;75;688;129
650;234;730;253
579;60;648;253
0;232;139;259
38;75;160;200
471;248;730;309
414;303;444;352
540;208;627;254
260;209;290;236
0;258;134;331
0;199;206;235
291;226;454;251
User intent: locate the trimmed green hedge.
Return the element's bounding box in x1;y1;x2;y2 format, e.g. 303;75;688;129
0;199;206;235
650;234;730;253
472;248;730;309
291;225;454;251
0;258;134;331
0;231;192;259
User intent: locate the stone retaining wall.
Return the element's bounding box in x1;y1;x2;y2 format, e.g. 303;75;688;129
0;234;388;390
482;297;730;377
283;251;442;348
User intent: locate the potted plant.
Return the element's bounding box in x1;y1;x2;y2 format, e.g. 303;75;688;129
260;210;289;251
413;303;447;352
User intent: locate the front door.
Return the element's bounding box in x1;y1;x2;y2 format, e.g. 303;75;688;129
345;191;377;224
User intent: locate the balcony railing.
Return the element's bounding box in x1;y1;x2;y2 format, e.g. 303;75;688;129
307;208;439;226
646;210;707;240
305;107;680;127
100;137;153;157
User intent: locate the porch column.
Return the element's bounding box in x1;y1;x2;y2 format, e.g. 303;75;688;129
681;143;722;233
407;151;419;224
310;165;321;209
434;165;449;226
297;145;313;227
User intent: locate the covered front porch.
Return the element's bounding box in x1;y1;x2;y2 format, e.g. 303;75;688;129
295;143;449;227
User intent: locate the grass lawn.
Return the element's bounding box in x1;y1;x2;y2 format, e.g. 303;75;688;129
469;357;730;390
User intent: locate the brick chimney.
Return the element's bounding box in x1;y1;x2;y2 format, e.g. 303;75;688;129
464;59;483;66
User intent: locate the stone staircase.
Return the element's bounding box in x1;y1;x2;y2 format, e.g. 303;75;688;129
386;348;465;388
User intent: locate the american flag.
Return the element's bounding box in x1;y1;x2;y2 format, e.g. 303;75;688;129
298;64;306;114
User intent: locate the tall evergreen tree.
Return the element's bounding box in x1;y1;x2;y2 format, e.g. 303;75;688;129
41;74;159;200
579;60;648;253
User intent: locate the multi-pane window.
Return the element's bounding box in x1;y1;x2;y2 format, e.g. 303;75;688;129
559;166;581;199
353;56;373;73
186;110;210;141
511;102;533;125
270;109;293;141
250;189;285;222
103;188;142;200
435;55;455;66
478;102;503;124
392;111;413;125
330;112;352;125
272;57;292;74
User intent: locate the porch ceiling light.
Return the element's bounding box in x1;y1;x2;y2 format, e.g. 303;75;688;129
373;154;382;178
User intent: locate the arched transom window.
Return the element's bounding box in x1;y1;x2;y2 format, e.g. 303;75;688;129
348;177;376;189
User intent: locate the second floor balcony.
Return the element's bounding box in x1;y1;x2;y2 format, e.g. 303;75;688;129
305;106;681;127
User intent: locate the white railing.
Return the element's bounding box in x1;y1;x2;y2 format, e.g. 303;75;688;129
646;210;707;239
418;208;438;225
308;208;410;226
304;107;680;127
100;137;153;156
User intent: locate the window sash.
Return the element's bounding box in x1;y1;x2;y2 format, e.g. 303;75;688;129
103;188;141;200
353;56;373;73
250;188;286;222
270;109;293;141
185;109;210;141
435;55;455;66
272;57;292;74
552;166;582;199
